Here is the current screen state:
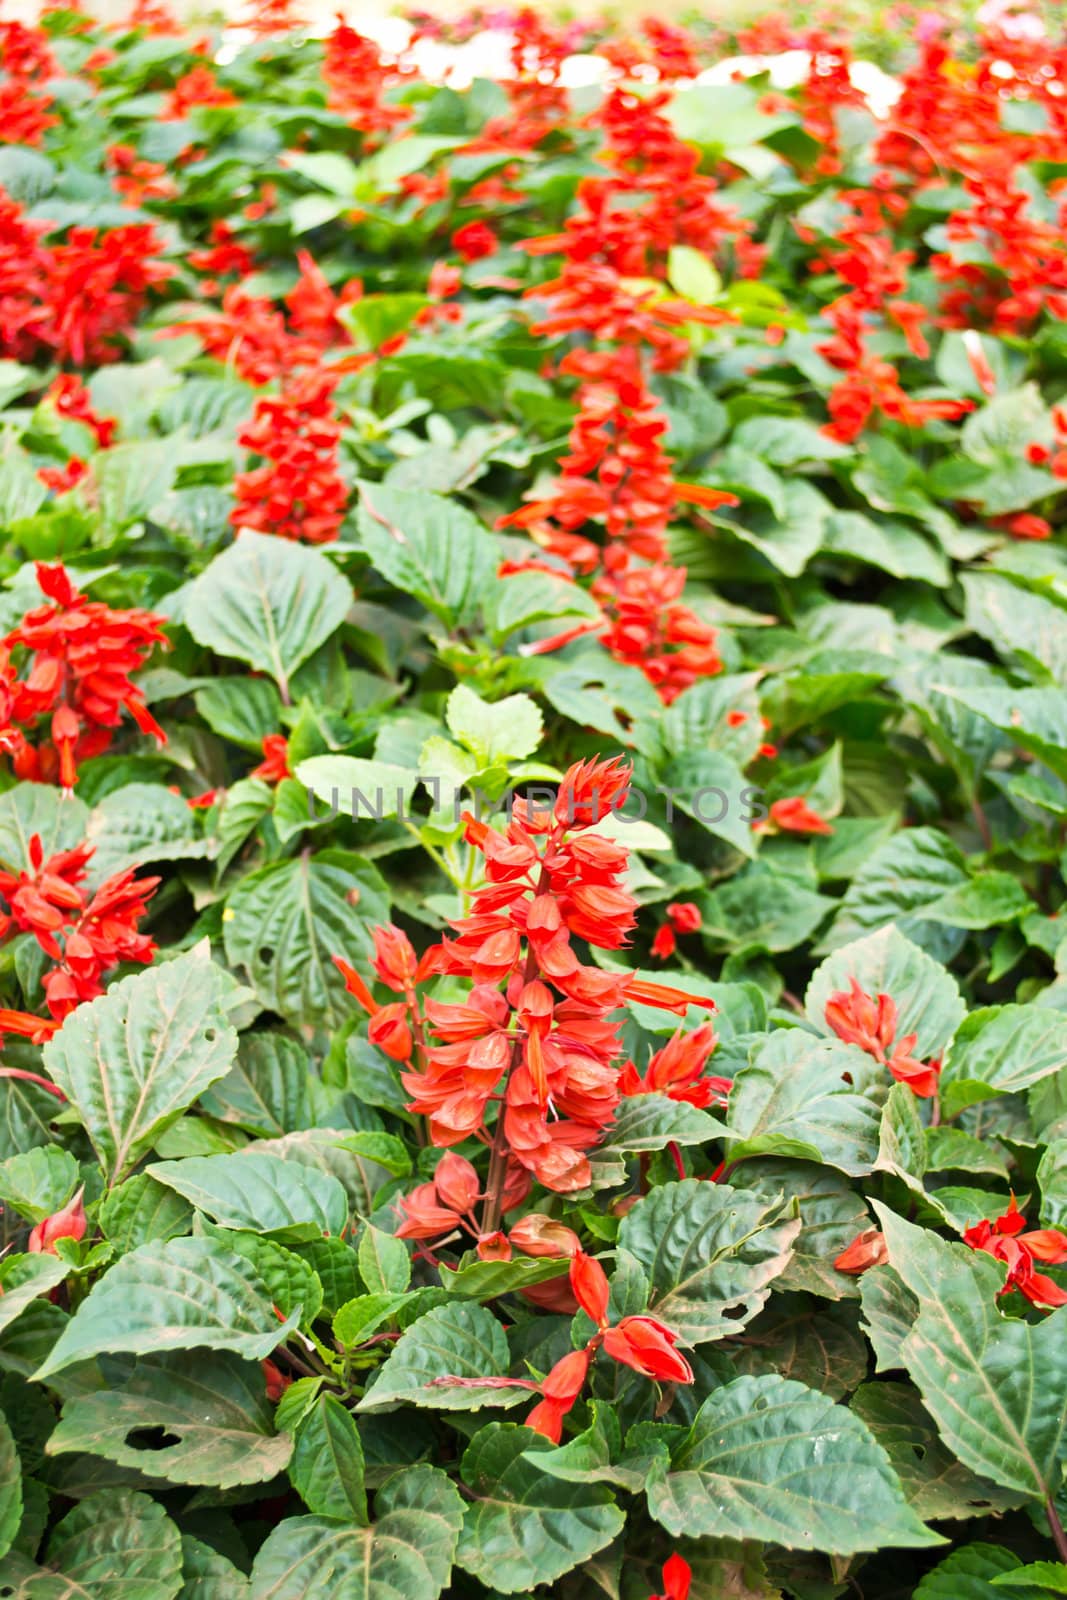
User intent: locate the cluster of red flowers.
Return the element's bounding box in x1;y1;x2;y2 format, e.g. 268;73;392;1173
0;563;167;787
321;21;413;140
231;369;348;544
495;83;750;699
0;831;157;1025
0;19;58;147
337;758;714;1206
0;191;172;366
46;374;117;449
824;976;940;1098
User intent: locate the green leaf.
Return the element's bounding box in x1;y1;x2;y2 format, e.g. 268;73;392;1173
963;571;1067;685
223;851;389;1029
147;1153;348;1242
333;1292;408;1348
48;1351;293;1488
84;784;206;884
438;1253;569;1300
731;416;850;465
41;943;239;1186
874;1203;1067;1501
295;756;417;822
249;1464;463;1600
0;1408;22;1562
941;1005;1067;1117
0;1146;79;1224
914;1542;1047;1599
0;1254;69;1338
194;678;283;750
98;1173;194;1255
662;750;761;858
725;1034;885;1176
667;244;722;304
289;1394;367;1522
456;1424;624;1592
821;827;970;955
992;1563;1067;1593
356;483;495;628
358;1224;411;1294
806;925;965;1061
0;782;89;872
445;684;543;764
95;439;175;530
936;686;1067;783
198;1032;314;1137
851;1382;1023;1524
617;1179;800;1344
44;1489;183;1600
597;1093;728;1155
179;1535;251;1600
183;530;353;698
357;1301;530;1413
34;1236;301;1381
647;1373;939;1553
484;570;600;643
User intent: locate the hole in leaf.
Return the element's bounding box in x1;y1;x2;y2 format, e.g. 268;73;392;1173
124;1425;181;1452
722;1303;748;1321
259;947;275;963
204;1028;216;1043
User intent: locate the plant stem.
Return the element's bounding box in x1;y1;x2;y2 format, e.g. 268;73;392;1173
1047;1497;1067;1565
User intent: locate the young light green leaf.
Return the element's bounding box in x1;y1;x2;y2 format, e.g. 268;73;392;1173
0;1146;79;1224
445;684;543;764
358;1225;410;1295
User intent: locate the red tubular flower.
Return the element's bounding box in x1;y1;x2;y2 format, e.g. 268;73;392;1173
367;1003;414;1063
834;1228;889;1275
262;1359;292;1402
602;1315;693;1384
2;562;167;786
250;734;290;785
667;903;701;935
27;1186;86;1254
619;1023;729;1109
570;1250;610;1328
452;221;498;261
650;1554;692;1600
886;1041;940;1099
650;924;676;961
769;797;835;836
46;375;116;448
509;1214;581;1258
525;1347;592;1441
232;371;348;545
433;1152;480;1215
395;1181;464;1242
964;1196;1067;1308
824;978;897;1063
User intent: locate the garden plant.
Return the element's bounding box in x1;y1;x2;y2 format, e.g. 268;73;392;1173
2;2;1067;1595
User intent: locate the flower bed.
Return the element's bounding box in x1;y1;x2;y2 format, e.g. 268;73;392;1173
1;4;1067;1597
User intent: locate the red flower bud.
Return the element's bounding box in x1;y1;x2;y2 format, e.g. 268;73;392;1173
570;1250;610;1327
368;1002;413;1062
434;1152;480;1214
602;1315;693;1384
27;1186;86;1255
834;1228;888;1275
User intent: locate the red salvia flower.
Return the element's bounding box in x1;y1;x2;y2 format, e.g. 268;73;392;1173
834;1228;889;1275
602;1315;694;1384
650;1554;692;1600
250;734;290;785
768;797;835;836
231;370;348;544
825;977;940;1098
964;1195;1067;1308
